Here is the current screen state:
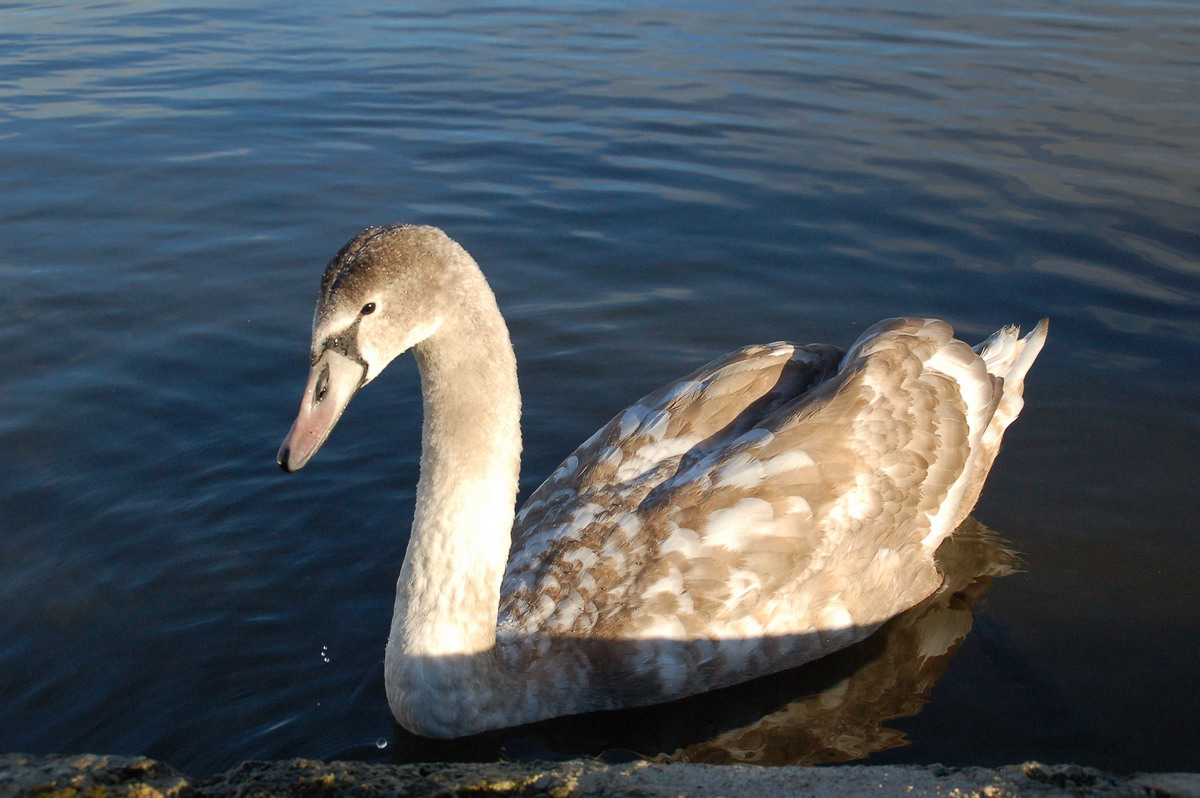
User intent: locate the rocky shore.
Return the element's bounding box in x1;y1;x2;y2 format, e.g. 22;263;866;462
3;753;1198;798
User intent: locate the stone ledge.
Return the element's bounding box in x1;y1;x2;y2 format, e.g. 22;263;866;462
2;753;1197;798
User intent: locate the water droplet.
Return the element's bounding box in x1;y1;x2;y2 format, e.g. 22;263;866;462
375;738;388;750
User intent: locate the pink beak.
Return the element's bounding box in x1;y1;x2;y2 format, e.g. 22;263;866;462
277;348;367;472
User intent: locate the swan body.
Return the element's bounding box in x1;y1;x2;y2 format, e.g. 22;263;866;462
277;224;1047;738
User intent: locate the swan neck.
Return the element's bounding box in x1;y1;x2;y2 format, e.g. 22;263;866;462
391;269;521;662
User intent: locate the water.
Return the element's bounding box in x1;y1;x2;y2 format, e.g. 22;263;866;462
1;0;1197;778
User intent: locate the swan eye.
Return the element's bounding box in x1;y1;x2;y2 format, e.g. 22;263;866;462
361;302;376;315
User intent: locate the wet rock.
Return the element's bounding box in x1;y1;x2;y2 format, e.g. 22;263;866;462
1;753;1197;798
0;753;192;797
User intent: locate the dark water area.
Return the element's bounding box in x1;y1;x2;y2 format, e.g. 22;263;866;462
1;0;1197;778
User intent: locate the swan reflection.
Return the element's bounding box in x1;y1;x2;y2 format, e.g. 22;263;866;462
388;518;1018;766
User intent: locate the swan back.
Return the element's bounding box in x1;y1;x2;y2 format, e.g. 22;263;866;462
496;317;1045;706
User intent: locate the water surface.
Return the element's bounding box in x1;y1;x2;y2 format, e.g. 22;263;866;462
1;0;1197;776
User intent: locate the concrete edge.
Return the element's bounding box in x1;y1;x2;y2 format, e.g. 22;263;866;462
2;752;1197;797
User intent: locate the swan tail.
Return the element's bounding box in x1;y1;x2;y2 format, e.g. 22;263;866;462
974;317;1049;386
931;318;1048;541
973;318;1049;441
837;317;1047;551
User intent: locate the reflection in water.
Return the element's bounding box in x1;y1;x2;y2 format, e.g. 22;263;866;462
388;519;1018;766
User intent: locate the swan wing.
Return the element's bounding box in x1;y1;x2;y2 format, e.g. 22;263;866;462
499;341;843;621
499;319;1039;667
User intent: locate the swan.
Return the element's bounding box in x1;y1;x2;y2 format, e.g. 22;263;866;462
276;223;1047;738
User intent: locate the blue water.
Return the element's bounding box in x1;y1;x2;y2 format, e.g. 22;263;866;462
1;0;1197;777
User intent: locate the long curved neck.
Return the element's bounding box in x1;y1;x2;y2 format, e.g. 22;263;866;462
387;268;521;664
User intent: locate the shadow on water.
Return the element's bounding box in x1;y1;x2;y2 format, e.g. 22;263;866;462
385;518;1019;766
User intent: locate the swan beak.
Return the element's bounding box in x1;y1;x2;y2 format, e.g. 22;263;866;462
277;348;367;472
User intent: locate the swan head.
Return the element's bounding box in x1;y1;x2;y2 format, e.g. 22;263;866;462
277;224;462;472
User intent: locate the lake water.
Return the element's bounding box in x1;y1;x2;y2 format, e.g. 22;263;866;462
1;0;1197;778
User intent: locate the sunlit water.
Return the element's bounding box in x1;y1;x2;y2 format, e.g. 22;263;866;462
1;0;1197;777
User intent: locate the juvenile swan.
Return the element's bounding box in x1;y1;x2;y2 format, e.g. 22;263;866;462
277;224;1047;738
